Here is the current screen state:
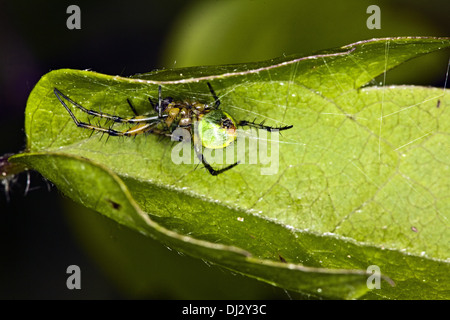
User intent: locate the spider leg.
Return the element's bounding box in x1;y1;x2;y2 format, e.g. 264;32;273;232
193;130;239;176
126;99;138;116
158;85;162;118
54;89;161;137
207;82;220;109
148;97;156;109
238;120;293;132
70;110;158;136
54;88;164;124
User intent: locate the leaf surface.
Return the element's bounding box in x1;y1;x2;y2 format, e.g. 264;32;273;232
11;37;450;299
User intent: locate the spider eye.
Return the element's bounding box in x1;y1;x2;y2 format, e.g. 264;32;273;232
222;118;234;129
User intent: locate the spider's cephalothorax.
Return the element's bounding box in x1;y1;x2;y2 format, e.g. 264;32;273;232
54;83;293;176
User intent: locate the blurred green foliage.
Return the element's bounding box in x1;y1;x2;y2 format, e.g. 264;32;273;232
161;0;449;86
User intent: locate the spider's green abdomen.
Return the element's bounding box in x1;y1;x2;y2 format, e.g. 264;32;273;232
198;110;237;149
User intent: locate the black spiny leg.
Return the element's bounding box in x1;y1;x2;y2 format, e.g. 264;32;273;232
54;88;162;136
126;99;139;116
238;120;293;132
207;82;220;109
196;153;240;176
54;88;162;123
158;85;162;118
193;131;239;176
148;85;164;118
55;92;125;136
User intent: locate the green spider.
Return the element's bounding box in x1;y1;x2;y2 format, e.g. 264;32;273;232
53;83;293;176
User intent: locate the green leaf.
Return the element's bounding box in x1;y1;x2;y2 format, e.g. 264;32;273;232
11;37;450;299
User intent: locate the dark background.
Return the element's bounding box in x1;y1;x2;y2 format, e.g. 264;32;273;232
0;0;448;299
